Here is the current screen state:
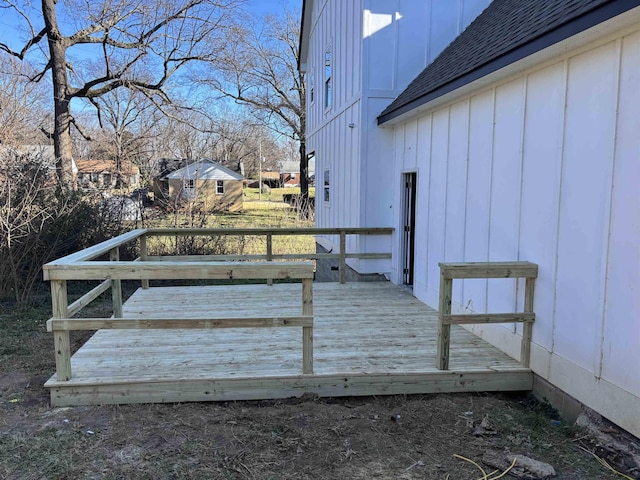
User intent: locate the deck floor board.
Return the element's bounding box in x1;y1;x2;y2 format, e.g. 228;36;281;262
45;282;532;405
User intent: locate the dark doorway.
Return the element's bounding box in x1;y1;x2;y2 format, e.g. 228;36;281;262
402;172;417;286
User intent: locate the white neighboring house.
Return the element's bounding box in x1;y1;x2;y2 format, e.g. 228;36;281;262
301;0;640;438
299;0;491;274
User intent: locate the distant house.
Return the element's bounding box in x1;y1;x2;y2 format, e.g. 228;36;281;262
279;161;301;187
76;159;140;189
156;159;244;212
279;158;316;188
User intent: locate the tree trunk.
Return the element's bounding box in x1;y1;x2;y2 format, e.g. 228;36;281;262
42;0;75;186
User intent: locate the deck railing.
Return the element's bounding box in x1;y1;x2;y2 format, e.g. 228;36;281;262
43;227;393;382
437;262;538;370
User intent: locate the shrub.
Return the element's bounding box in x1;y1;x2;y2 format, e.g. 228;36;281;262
0;151;132;304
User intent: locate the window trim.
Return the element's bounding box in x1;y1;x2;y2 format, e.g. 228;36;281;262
324;45;332;111
323;168;330;203
215;179;224;195
183;178;196;199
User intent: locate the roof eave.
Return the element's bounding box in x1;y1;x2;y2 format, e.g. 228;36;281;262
378;0;640;126
298;0;313;72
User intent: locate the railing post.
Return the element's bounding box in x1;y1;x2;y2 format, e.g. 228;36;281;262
339;231;346;284
521;276;535;367
51;279;72;381
266;232;273;286
110;247;123;318
437;267;453;370
140;234;149;289
302;277;313;374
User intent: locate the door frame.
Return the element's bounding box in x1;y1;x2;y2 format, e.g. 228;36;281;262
401;172;417;286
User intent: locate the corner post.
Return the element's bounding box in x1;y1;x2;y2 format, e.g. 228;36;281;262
266;232;273;286
521;276;535;368
437;266;453;370
51;279;72;381
339;231;346;284
302;277;313;374
110;247;123;318
140;234;149;289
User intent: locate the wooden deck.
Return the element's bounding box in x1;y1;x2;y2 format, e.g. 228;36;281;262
45;282;532;406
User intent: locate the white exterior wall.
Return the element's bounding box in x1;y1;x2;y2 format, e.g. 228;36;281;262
304;0;490;272
305;0;364;257
390;27;640;437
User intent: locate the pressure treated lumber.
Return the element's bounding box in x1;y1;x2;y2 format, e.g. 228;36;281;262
436;261;538;371
442;313;535;325
439;262;538;279
44;261;315;281
51;280;71;381
45;282;531;406
67;280;111;317
47;316;314;331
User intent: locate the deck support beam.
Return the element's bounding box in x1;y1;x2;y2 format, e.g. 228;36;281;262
266;233;273;286
521;277;535;368
339;232;346;284
302;277;314;374
51;280;71;381
437;271;453;370
140;234;149;289
110;247;123;318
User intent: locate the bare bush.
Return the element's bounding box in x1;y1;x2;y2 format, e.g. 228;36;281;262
0;150;131;304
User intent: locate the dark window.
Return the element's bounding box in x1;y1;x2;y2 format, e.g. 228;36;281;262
216;180;224;194
323;169;330;202
324;50;332;109
183;179;196;199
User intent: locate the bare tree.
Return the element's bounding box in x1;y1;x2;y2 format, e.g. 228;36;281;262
0;0;240;184
202;6;308;212
0;54;51;145
91;88;156;187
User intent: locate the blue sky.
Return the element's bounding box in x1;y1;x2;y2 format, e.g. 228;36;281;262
0;0;302;59
247;0;301;16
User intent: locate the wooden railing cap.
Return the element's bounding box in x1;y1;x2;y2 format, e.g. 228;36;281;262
439;261;538;279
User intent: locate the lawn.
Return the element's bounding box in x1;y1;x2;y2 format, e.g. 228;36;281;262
143;193;316;258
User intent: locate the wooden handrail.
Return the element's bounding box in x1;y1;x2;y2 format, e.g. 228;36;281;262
44;227;394;382
44;260;315;281
47;315;314;331
437;262;537;370
48;263;315;381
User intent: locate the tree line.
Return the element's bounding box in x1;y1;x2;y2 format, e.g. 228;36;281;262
0;0;306;304
0;0;305;192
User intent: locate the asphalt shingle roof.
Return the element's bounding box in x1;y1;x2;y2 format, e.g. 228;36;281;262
378;0;640;124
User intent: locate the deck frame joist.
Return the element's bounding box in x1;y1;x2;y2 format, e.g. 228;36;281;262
48;370;532;407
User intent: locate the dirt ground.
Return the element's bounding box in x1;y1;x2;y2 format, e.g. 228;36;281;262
1;300;639;479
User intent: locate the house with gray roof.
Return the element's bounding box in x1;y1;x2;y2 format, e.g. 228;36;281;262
155;159;244;212
301;0;640;438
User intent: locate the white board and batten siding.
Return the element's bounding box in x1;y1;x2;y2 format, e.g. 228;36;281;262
303;0;490;273
390;25;640;436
